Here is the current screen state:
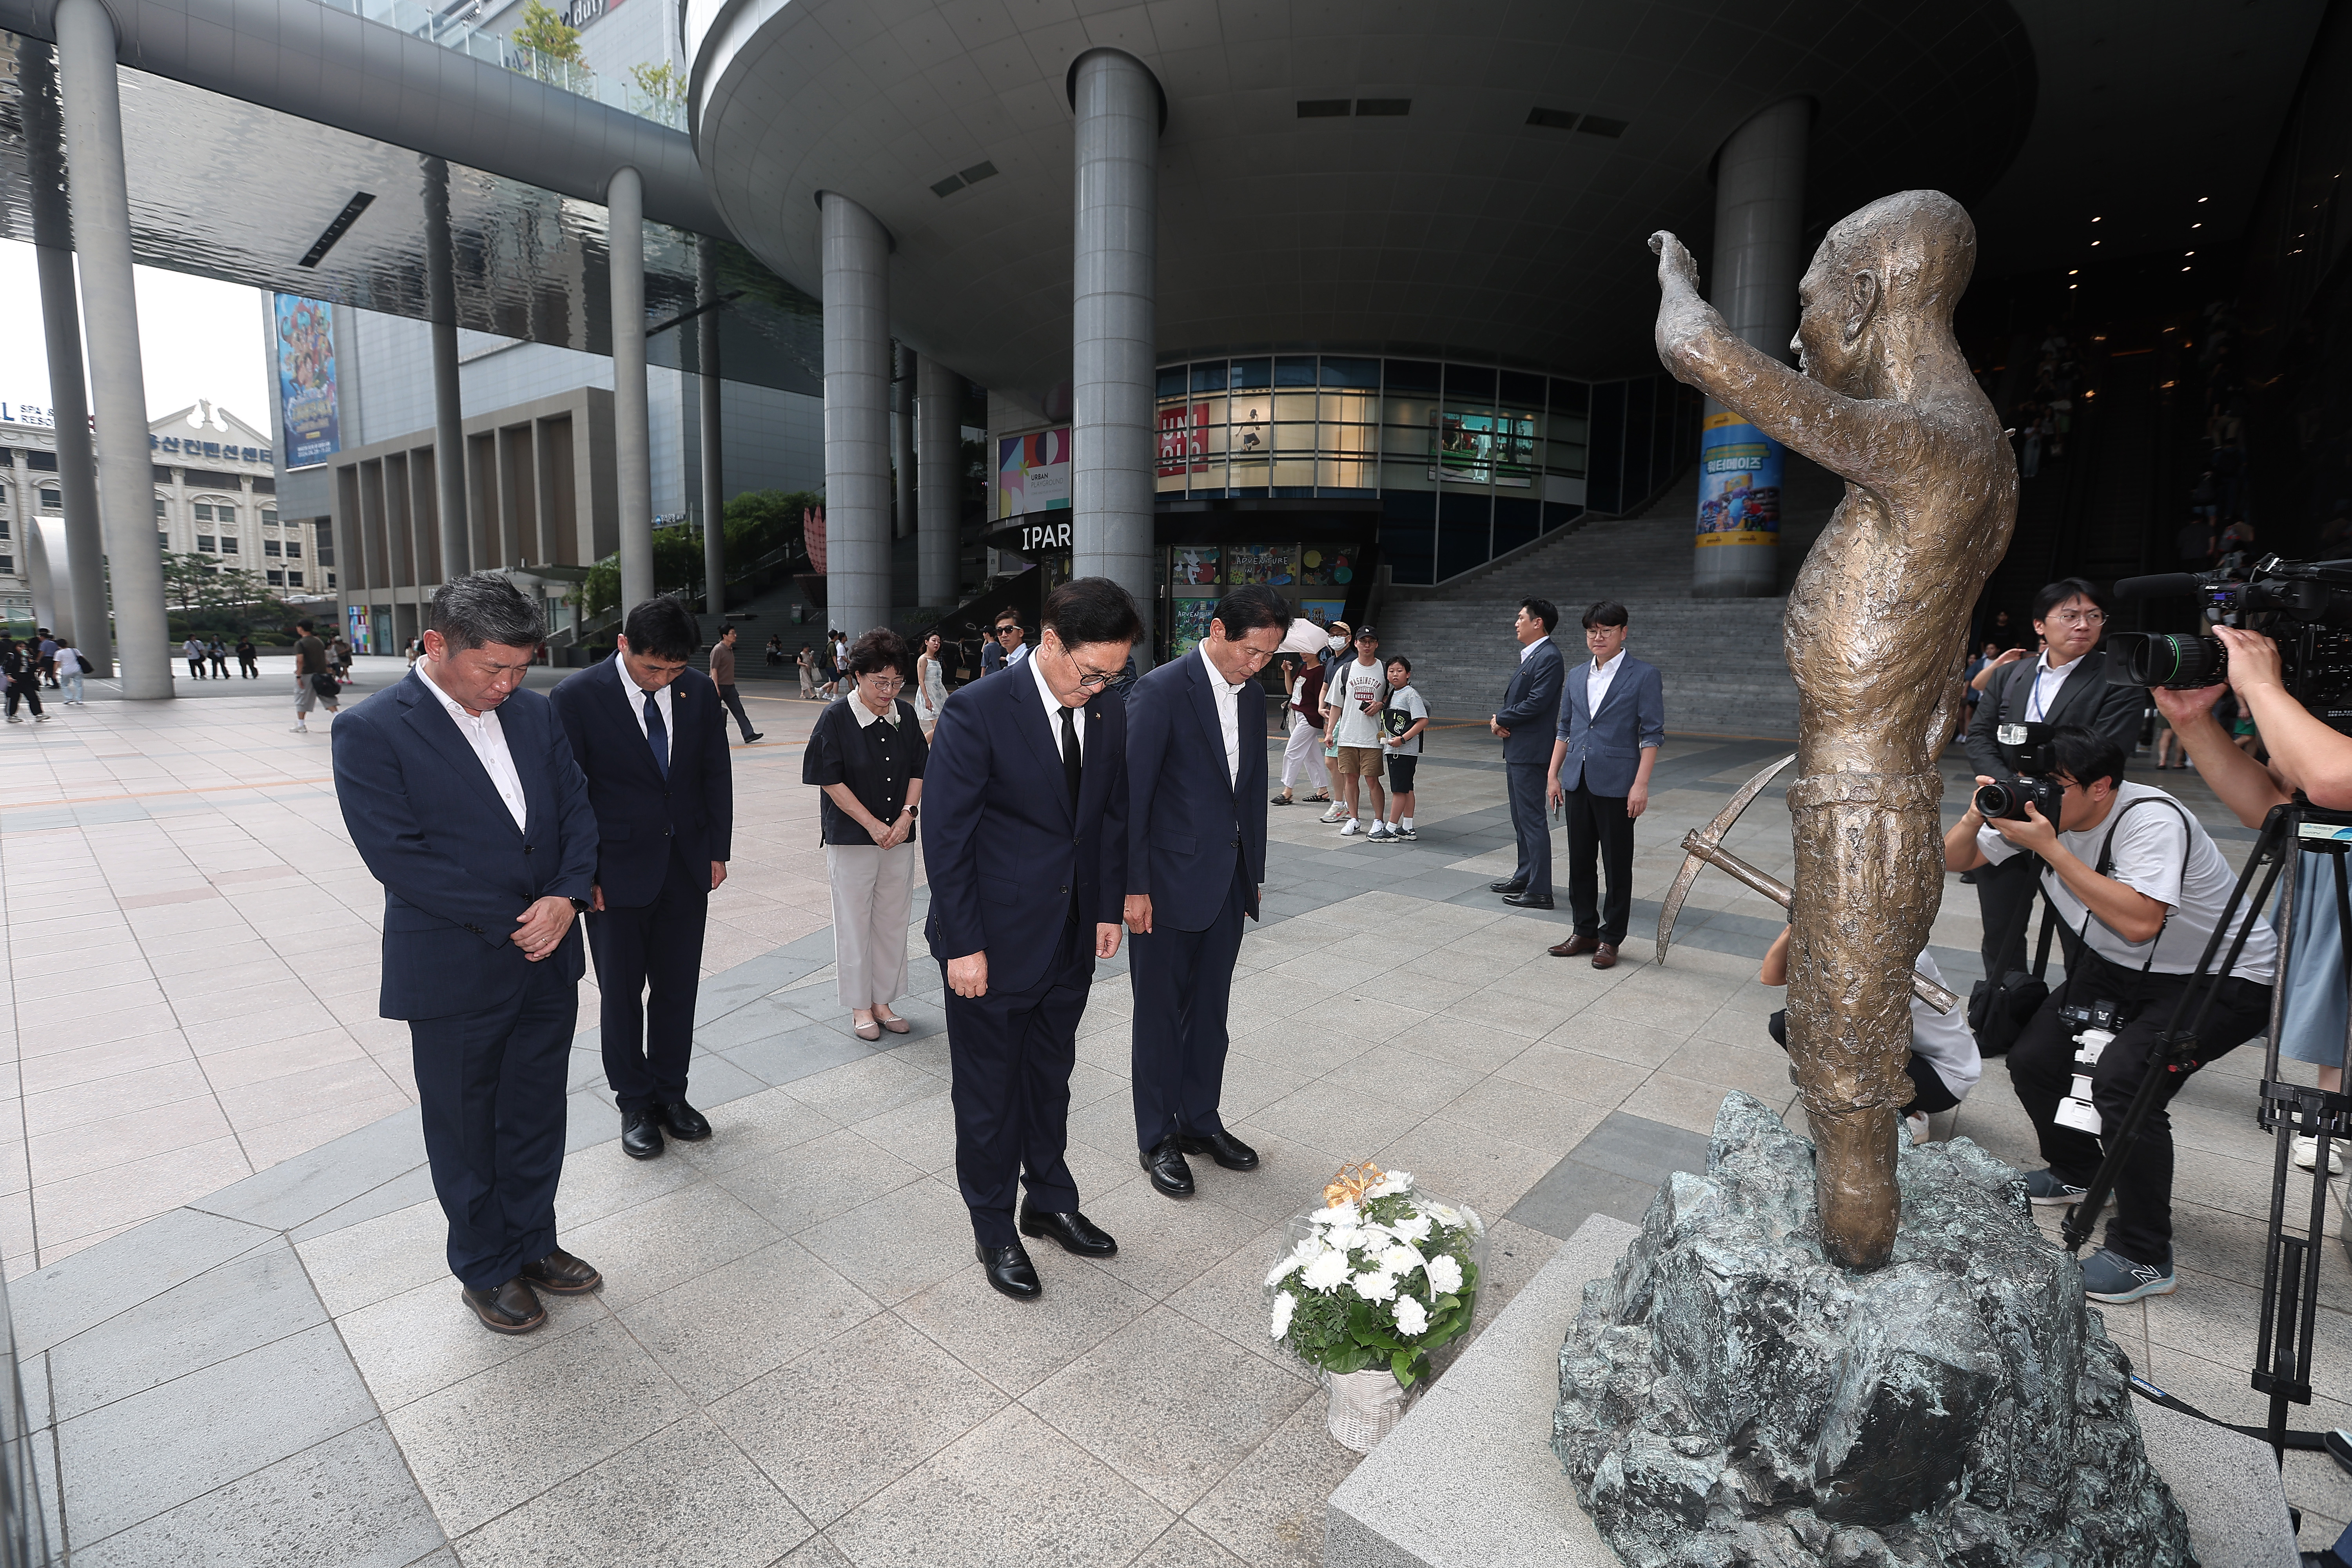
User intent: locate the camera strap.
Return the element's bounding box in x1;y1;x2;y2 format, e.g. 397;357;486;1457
2079;796;2194;980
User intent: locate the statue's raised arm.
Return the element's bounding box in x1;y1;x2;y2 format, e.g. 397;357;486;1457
1647;192;2015;1270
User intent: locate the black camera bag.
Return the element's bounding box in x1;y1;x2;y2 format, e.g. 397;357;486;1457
1968;873;2056;1057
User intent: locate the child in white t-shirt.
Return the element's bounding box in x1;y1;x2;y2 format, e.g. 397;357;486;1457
1377;657;1431;841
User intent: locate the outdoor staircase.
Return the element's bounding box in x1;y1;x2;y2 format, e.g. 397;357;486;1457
1375;455;1846;737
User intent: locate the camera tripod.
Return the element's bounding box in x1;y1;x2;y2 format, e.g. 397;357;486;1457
2060;795;2352;1463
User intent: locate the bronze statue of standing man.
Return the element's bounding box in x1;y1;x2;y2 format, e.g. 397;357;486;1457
1650;192;2017;1269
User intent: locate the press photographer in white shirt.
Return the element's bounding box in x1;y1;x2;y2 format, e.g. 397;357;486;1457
1943;722;2276;1305
2151;625;2352;1174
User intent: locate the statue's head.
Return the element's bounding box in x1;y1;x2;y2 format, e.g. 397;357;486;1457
1791;190;1975;394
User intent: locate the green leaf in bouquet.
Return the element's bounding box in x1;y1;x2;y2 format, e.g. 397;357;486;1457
1392;1349;1419;1387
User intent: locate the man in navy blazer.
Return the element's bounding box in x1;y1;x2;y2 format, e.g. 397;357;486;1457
1546;599;1666;968
1123;585;1289;1199
549;596;733;1161
332;574;605;1336
924;578;1142;1301
1491;598;1567;909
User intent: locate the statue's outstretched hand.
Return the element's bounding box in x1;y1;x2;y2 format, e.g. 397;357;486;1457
1650;231;1700;292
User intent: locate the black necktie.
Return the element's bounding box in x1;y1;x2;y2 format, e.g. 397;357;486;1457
1059;702;1082;813
643;690;668;780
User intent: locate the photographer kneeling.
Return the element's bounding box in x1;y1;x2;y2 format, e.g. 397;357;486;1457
2152;624;2352;1174
1943;723;2277;1304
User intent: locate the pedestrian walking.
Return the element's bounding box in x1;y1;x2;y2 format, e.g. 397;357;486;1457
183;636;208;679
796;643;817;699
237;636;260;678
913;629;948;735
54;641;87;706
706;624;763;743
3;637;47;722
37;631;58;688
1272;652;1329;806
208;637;230;678
291;618;341;733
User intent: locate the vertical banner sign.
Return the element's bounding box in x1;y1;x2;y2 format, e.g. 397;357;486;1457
274;296;340;467
346;603;370;655
1695;410;1782;547
1156;403;1209;477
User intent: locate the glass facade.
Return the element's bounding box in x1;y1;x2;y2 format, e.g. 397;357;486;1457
1152;356;1696;584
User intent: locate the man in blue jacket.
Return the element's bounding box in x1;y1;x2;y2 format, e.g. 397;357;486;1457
1491;598;1566;908
549;596;733;1161
1123;584;1288;1199
332;574;603;1336
923;578;1140;1301
1546;600;1666;969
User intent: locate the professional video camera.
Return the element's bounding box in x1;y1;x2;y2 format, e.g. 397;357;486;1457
2106;556;2352;733
1974;720;2067;820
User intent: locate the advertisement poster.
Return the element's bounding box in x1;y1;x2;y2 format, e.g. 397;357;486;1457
1227;542;1296;585
1156;403;1210;476
1169;596;1218;659
346;603;370;655
1298;597;1347;629
274;296;340;468
1695;410;1782;546
997;428;1071;519
1431;408;1535;486
1298;546;1354;586
1170;544;1220;586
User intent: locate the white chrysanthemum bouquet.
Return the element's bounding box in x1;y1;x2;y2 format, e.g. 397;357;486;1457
1264;1163;1485;1390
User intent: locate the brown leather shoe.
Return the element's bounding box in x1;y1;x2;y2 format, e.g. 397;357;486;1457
520;1249;603;1295
1592;942;1619;970
461;1277;546;1335
1548;934;1600;958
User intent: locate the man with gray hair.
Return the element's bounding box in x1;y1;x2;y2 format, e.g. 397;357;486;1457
332;573;605;1336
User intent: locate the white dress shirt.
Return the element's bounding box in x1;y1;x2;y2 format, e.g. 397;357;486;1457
416;660;528;832
1196;641;1244;785
1005;640;1032;668
1586;649;1627;715
1030;652;1083;761
610;650;676;748
1519;639;1544;663
2025;651;2084;723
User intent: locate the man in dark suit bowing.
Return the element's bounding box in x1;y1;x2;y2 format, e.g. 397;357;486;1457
924;577;1141;1300
550;596;733;1160
1492;597;1567;908
1963;578;2145;978
1123;584;1288;1198
333;573;604;1336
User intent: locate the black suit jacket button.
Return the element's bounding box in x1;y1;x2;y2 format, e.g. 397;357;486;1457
1059;886;1069;896
523;845;534;854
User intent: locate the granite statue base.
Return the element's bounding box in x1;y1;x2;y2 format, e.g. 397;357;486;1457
1551;1093;2194;1567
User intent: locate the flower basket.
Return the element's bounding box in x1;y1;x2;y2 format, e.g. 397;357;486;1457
1263;1163;1486;1453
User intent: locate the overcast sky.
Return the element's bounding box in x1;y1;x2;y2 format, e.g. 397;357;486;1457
0;239;273;432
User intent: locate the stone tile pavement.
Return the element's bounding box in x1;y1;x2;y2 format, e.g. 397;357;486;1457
3;679;2348;1564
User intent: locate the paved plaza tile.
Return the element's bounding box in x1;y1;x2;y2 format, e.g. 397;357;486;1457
3;664;2349;1562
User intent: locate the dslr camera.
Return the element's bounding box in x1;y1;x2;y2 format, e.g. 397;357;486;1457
2107;556;2352;734
1974;721;2066;821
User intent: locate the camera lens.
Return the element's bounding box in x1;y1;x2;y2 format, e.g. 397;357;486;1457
2109;632;2228;689
1974;781;2022;818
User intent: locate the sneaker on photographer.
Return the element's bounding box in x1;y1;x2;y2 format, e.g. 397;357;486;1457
2081;1245;2176;1303
2024;1169;2097;1207
2294;1134;2347;1175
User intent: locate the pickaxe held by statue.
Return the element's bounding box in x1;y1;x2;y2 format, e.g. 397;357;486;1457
1654;753;1960;1014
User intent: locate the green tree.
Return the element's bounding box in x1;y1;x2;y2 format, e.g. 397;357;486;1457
160;552;290;636
629;60;684;114
511;0;583;64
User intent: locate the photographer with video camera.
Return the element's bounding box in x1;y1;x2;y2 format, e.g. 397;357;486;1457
1965;580;2149;984
2150;624;2352;1173
1944;723;2277;1303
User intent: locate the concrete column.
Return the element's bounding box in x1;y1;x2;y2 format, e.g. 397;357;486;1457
894;343;917;544
819;191;891;640
25;42;109;670
1694;95;1809;599
1070;47;1159;650
423;158;469;587
55;0;167;697
916;353;960;608
698;241;726;619
609;165;653;613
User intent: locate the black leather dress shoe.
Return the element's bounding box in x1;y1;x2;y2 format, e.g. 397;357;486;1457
657;1099;712;1141
1019;1202;1118;1256
621;1107;665;1160
1140;1135;1196;1198
461;1278;545;1335
977;1241;1041;1300
1179;1130;1259;1171
1503;891;1556;909
1490;878;1527;895
521;1249;603;1294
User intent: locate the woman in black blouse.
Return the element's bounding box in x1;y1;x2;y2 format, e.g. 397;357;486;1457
804;628;929;1040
